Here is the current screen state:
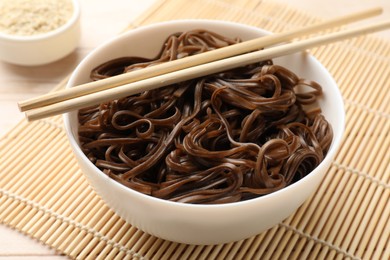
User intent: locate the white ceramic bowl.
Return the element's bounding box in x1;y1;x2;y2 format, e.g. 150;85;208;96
0;0;80;66
64;20;345;245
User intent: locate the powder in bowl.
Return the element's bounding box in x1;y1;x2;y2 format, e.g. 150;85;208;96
0;0;73;36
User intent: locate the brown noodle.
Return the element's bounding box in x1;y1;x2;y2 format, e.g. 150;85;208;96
78;30;333;204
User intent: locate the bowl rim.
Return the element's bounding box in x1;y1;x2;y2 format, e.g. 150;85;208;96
64;19;345;209
0;0;80;41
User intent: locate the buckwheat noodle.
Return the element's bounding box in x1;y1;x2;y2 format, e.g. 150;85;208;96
78;30;333;204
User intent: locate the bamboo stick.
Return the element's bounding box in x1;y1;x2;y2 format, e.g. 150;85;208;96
24;20;390;121
18;7;382;112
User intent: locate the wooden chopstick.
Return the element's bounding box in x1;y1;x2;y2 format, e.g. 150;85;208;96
24;19;390;121
18;7;382;112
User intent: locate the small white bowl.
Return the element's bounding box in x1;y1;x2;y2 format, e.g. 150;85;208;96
64;20;345;245
0;0;80;66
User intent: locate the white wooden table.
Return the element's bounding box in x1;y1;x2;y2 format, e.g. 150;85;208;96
0;0;388;258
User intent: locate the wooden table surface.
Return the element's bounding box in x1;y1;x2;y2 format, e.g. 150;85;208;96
0;0;388;259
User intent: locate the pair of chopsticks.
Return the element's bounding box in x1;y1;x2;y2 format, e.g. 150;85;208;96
19;7;390;121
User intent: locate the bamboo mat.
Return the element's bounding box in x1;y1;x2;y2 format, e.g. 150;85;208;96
1;0;389;259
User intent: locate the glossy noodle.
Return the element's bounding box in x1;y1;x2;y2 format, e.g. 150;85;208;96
78;30;333;204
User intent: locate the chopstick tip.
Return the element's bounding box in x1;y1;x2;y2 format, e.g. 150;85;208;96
17;101;25;112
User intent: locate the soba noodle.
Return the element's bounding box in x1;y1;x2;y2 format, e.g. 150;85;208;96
78;30;333;204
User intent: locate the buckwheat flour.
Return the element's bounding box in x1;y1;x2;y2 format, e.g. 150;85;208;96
0;0;73;36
